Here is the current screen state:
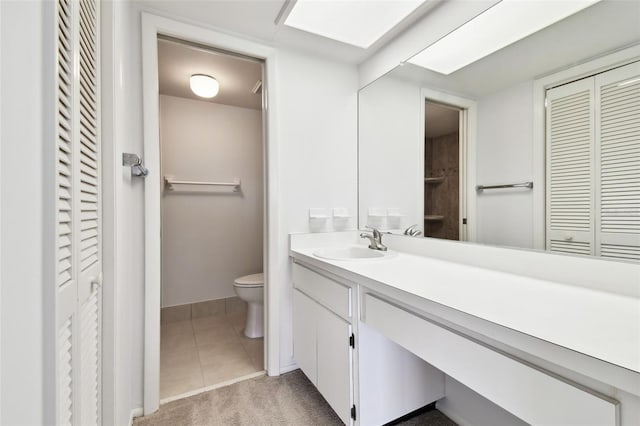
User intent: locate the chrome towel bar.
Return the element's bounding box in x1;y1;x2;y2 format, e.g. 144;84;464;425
164;176;241;192
476;181;533;192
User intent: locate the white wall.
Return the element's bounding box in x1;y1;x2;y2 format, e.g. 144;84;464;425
160;95;263;307
475;81;534;249
438;376;527;426
275;49;359;370
103;1;147;423
0;1;45;424
0;0;3;418
358;76;422;231
110;3;359;415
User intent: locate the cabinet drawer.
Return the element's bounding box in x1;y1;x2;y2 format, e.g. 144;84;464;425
293;263;351;319
363;294;618;426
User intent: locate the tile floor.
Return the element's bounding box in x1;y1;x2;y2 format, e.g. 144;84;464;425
160;311;264;399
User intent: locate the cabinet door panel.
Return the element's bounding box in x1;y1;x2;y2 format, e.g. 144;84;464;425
546;78;595;255
317;308;352;425
293;290;317;385
595;61;640;261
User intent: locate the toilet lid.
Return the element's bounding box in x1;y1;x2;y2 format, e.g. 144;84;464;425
234;272;264;286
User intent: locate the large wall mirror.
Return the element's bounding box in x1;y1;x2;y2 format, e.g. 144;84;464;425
358;0;640;261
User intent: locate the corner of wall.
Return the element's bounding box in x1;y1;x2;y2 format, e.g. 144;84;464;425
436;376;527;426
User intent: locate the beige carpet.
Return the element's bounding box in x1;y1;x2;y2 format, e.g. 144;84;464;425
134;370;457;426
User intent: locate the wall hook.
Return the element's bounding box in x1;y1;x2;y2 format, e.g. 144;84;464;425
122;153;149;178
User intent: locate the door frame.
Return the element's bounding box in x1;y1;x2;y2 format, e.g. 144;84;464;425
419;88;477;242
141;13;280;414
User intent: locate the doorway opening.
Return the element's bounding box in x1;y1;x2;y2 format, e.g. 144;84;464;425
424;101;464;241
157;36;266;401
142;13;280;415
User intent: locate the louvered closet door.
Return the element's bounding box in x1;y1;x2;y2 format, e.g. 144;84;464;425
77;1;101;424
56;1;78;423
55;0;102;425
595;61;640;261
546;78;595;255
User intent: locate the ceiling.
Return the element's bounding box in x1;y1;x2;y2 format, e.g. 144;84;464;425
158;38;263;110
425;102;459;138
390;0;640;98
134;0;443;65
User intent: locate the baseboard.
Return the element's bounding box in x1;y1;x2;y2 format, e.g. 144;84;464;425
436;403;473;426
385;402;436;425
161;296;247;324
129;407;144;426
279;361;299;375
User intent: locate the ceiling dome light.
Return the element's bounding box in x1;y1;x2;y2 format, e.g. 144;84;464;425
190;74;219;98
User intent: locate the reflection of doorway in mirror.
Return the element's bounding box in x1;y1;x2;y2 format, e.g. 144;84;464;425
424;101;461;240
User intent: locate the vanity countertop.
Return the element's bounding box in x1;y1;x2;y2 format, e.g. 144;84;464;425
290;242;640;375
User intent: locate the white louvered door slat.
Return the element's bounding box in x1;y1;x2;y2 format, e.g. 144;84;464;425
80;289;100;426
56;0;77;424
58;319;74;426
595;61;640;262
76;0;101;425
546;78;595;255
55;0;102;424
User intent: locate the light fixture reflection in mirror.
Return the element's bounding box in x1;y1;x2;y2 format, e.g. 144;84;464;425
409;0;601;75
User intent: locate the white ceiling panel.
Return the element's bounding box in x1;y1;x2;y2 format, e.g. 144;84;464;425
284;0;426;48
133;0;442;64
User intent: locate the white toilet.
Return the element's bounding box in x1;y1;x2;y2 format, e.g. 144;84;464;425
233;272;264;338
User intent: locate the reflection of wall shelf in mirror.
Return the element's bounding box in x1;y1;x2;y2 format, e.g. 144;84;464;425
424;176;445;184
424;215;445;221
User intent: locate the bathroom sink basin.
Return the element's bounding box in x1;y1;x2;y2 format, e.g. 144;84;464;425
313;246;388;261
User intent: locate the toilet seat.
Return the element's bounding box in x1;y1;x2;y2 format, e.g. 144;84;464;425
233;272;264;288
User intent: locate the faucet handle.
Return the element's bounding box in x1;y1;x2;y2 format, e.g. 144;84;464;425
364;226;381;241
372;228;382;239
364;225;390;235
362;226;388;251
403;224;422;237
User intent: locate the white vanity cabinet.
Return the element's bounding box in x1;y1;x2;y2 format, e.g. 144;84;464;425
292;261;447;426
292;263;354;425
362;293;620;426
289;233;639;426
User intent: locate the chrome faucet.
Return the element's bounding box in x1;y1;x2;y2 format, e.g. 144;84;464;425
360;228;388;251
403;224;422;237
